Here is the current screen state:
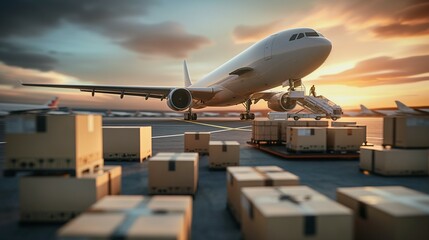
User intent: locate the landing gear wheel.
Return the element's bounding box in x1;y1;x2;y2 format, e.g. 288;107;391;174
293;116;299;121
184;113;190;120
240;113;245;120
191;113;197;120
315;116;321;120
249;113;255;120
331;117;337;121
240;113;255;120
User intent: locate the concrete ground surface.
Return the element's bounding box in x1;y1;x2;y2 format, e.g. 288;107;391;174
0;117;428;240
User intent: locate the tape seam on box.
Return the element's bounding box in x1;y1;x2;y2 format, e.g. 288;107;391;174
195;133;199;140
371;149;375;172
222;142;227;152
365;187;429;213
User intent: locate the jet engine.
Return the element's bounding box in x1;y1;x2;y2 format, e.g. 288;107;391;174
167;88;193;111
267;92;297;112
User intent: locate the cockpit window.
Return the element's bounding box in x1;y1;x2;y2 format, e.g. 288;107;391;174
297;33;304;39
305;32;319;37
289;34;297;41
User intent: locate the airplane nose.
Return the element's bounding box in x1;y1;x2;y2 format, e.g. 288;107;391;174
318;37;332;54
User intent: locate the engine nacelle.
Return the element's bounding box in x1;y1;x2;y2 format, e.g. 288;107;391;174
167;88;193;111
267;92;297;112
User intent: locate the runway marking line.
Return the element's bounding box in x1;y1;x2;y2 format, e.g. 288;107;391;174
152;119;251;139
173;118;251;131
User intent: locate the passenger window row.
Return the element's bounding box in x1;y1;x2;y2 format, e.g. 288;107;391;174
289;32;319;41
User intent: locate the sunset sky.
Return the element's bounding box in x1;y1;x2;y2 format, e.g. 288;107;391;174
0;0;428;111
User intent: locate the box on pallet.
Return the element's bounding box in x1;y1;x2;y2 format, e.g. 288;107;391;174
360;146;429;176
288;127;327;152
148;152;199;195
327;127;366;152
184;132;210;153
5;114;103;177
103;126;152;162
331;121;356;127
209;141;240;169
226;166;299;223
337;186;429;240
20;165;121;222
383;115;429;148
242;186;353;240
57;195;192;240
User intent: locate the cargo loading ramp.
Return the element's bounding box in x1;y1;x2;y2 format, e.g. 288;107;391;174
288;91;343;120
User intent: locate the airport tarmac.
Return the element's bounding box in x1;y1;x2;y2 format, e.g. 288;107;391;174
0;117;428;240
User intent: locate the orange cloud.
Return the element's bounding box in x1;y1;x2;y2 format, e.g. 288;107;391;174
233;20;282;43
312;55;429;86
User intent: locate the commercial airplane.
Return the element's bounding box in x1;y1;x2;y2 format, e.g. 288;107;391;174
0;97;59;116
395;100;429;115
23;28;332;120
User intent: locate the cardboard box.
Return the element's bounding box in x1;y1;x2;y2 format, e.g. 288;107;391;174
252;120;280;141
103;126;152;162
337;186;429;240
148;152;199;195
58;195;192;240
226;166;300;223
20;165;121;222
184;132;210;153
242;186;353;240
327;127;366;151
288;127;327;152
209;141;240;169
5;114;103;177
279;121;328;142
360;146;429;175
331;121;357;127
383;115;429;148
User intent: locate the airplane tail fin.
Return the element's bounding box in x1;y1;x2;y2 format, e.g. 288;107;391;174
395;100;415;113
46;97;59;109
360;104;371;114
183;60;192;87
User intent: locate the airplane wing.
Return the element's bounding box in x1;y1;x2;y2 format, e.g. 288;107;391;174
22;83;219;101
250;91;277;103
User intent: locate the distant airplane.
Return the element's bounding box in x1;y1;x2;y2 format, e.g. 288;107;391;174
24;28;332;120
356;104;385;117
164;112;183;117
395;100;429;115
200;112;220;117
135;111;162;117
0;97;59;116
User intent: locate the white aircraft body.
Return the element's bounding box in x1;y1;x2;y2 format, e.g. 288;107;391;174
0;97;59;116
24;28;332;120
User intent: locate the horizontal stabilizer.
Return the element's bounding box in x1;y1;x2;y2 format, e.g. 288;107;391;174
229;67;253;76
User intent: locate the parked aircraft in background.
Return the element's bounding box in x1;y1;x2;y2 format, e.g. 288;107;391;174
24;28;332;120
164;112;183;117
395;100;429;115
135;111;163;117
200;112;220;117
0;97;59;116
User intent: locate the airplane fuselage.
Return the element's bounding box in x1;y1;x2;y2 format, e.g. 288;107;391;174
191;28;332;108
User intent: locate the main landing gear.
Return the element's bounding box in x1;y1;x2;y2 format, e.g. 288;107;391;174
184;108;197;120
240;99;255;120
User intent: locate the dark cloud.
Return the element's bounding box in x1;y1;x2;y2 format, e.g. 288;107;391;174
110;22;211;58
0;41;57;71
233;20;281;43
0;0;210;70
313;55;429;87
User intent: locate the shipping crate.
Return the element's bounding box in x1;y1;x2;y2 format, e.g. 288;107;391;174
280;121;328;142
58;195;192;240
288;127;327;152
252;120;280;142
5;114;103;177
327;127;366;152
20;165;121;222
184;132;210;154
360;146;429;176
383;115;429;148
331;121;357;127
226;166;299;223
103;126;152;162
337;186;429;240
242;186;353;240
209;141;240;169
148;152;199;195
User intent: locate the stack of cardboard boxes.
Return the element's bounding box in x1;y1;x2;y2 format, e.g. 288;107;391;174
4;114;121;222
103;126;152;162
226;166;300;223
57;195;193;240
337;186;429;240
360;115;429;175
287;127;327;152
